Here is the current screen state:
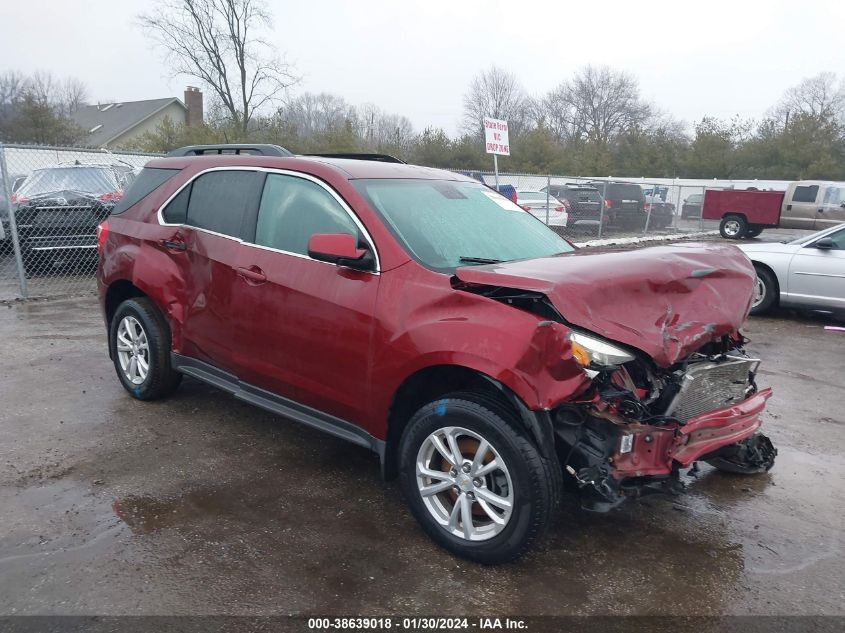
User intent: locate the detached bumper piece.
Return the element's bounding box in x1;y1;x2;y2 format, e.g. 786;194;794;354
553;389;774;512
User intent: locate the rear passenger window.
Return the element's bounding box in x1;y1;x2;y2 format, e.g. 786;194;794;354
162;185;190;224
186;170;259;237
792;185;819;203
255;174;359;256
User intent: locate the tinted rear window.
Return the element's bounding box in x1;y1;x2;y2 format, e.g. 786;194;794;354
113;167;180;214
605;184;644;200
186;170;260;237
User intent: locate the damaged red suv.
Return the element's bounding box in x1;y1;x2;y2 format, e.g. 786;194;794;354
97;144;776;564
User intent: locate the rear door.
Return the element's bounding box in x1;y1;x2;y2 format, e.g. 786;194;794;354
817;184;845;229
231;171;380;426
781;183;819;229
165;168;263;372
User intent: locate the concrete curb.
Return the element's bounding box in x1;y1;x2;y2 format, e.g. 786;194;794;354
575;230;720;249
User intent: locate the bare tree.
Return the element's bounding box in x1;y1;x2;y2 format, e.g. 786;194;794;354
281;92;355;139
770;72;845;127
462;66;529;137
26;72;89;116
544;66;651;145
0;71;28;106
139;0;298;133
357;103;414;151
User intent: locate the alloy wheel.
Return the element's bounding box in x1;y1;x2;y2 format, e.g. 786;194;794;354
752;277;766;308
415;426;514;541
116;316;150;385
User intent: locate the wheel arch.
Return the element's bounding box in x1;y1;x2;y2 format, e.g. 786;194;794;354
752;260;781;305
381;364;555;481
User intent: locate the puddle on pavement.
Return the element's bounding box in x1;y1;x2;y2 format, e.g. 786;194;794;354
112;489;239;535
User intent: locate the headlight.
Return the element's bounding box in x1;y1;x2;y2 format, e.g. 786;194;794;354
568;331;635;369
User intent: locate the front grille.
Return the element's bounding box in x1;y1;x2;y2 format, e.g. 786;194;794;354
666;357;759;423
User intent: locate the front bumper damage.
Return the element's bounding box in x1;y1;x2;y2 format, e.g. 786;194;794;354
550;351;776;512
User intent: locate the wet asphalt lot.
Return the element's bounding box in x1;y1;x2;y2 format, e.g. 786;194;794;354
0;235;844;618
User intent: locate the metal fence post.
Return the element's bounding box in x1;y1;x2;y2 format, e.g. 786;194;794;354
0;145;27;298
597;181;606;239
644;183;653;233
699;185;706;230
545;174;551;225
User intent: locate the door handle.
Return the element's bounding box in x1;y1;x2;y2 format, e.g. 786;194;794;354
786;204;792;211
160;238;187;252
235;266;267;283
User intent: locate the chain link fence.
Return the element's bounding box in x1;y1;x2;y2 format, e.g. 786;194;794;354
0;144;159;301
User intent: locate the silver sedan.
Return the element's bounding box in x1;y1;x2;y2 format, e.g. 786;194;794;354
739;223;845;315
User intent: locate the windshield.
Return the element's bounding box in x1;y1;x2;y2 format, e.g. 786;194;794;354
354;179;574;272
17;167;120;197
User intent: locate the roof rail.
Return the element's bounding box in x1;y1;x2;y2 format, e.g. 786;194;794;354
304;153;405;164
166;144;293;157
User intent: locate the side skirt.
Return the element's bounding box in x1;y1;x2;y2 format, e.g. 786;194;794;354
171;353;386;461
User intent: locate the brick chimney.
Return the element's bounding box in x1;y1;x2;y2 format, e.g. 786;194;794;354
184;86;203;127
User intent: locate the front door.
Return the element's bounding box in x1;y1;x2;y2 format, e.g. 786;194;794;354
782;184;819;229
231;172;380;427
786;227;845;311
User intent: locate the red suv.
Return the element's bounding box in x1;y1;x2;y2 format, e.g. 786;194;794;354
97;144;776;563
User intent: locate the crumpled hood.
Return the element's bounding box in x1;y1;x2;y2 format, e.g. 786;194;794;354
454;242;755;367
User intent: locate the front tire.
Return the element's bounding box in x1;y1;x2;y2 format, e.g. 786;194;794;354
110;297;182;400
750;265;778;315
398;394;558;564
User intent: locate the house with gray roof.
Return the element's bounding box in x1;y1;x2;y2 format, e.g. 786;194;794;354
71;87;203;149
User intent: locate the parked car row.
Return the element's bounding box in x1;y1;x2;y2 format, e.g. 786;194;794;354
2;163;136;272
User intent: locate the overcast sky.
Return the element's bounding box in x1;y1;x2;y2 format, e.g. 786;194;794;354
2;0;844;135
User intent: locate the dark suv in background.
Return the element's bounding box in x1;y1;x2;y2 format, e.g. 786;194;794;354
587;180;649;229
12;163;135;273
542;183;603;230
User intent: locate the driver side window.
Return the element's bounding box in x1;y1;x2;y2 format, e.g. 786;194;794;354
255;174;360;257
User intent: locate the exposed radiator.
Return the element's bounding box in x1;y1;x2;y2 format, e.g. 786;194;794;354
666;356;759;423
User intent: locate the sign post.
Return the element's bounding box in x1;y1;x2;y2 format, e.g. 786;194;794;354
483;117;509;192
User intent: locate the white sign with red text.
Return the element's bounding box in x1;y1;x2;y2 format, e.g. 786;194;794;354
483;117;510;156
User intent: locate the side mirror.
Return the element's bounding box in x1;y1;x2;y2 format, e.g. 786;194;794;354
307;233;373;270
815;237;835;250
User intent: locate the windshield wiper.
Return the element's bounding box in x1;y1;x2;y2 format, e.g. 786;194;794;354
458;256;503;265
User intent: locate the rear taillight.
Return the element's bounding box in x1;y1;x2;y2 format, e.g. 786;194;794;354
521;205;531;211
554;205;565;213
97;221;109;252
604;199;612;209
98;191;124;202
10;193;28;204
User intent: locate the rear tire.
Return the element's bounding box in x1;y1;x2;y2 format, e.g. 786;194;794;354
720;215;748;239
749;265;778;315
398;393;558;564
109;297;182;400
